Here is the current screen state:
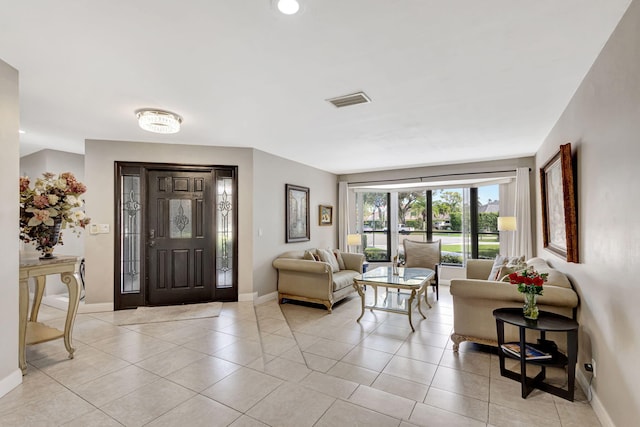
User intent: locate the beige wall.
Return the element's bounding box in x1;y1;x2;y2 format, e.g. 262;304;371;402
252;149;338;299
535;0;640;425
0;59;21;396
83;140;255;304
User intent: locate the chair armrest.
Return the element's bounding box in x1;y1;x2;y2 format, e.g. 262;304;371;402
272;258;331;274
341;252;365;273
465;259;494;280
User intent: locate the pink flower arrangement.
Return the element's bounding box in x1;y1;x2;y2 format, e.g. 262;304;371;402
508;267;548;295
20;172;90;253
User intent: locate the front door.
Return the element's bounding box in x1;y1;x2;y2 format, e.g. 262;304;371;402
114;163;237;310
147;169;214;305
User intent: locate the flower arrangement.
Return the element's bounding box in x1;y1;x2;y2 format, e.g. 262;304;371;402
508;267;548;319
508;267;548;295
19;172;91;254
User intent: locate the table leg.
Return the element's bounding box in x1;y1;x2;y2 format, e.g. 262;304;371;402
423;284;432;309
416;286;426;320
60;271;81;359
407;289;416;332
29;276;46;322
519;326;528;399
18;279;29;375
353;280;365;323
496;319;506;375
373;284;378;311
567;330;578;401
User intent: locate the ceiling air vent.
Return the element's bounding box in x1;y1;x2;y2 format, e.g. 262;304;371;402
326;91;371;108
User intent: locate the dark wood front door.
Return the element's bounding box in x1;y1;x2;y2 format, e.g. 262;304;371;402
147;169;214;305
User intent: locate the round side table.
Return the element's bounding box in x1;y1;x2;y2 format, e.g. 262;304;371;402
493;308;578;401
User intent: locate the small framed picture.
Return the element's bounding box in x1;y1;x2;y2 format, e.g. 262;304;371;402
319;205;333;226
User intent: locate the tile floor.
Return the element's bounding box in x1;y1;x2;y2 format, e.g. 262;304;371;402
0;285;601;426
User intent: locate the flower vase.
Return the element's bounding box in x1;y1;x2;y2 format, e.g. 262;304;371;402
38;218;62;260
523;292;539;320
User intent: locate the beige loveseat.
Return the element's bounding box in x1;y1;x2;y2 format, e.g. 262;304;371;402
449;257;579;351
273;249;365;313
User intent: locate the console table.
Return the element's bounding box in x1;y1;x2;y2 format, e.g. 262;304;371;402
19;255;82;375
493;308;578;401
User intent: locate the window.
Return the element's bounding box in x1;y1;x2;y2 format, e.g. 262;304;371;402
353;183;502;266
355;192;390;262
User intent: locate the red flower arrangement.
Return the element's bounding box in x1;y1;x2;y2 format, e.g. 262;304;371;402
508;267;548;295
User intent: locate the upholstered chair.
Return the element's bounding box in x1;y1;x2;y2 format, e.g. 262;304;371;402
403;239;441;300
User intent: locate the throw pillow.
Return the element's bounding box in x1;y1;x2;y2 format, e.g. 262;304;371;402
488;255;527;281
303;250;316;261
506;255;527;270
497;266;516;282
317;248;340;273
333;249;346;270
488;255;508;281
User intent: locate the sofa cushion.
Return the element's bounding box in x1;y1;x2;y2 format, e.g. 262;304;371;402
317;248;340;272
333;270;358;292
333;249;346;270
488;255;525;281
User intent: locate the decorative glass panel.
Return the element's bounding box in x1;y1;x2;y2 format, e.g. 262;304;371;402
169;199;192;238
121;176;141;293
216;176;234;288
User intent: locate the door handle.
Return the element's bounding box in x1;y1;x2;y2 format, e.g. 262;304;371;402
149;229;155;239
148;240;155;247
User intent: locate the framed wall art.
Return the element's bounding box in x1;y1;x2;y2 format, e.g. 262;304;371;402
540;143;579;263
319;205;333;226
285;184;310;243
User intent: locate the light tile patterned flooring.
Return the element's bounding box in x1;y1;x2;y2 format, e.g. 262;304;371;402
0;286;601;426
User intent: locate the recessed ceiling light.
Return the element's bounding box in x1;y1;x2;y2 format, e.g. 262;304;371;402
135;109;182;134
277;0;300;15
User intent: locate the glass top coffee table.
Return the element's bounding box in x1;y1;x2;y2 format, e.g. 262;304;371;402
353;266;435;331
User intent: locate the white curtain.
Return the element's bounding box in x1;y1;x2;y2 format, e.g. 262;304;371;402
338;181;349;252
514;167;533;259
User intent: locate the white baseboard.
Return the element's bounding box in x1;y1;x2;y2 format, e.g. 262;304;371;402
42;295;113;313
576;369;614;427
238;292;257;302
0;369;22;399
238;291;277;305
254;291;278;305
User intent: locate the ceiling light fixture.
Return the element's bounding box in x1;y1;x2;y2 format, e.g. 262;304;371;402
277;0;300;15
136;109;182;134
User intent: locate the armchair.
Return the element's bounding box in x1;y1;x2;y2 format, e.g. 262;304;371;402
403;239;441;300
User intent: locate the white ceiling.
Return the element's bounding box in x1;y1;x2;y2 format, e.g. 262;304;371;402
0;0;632;174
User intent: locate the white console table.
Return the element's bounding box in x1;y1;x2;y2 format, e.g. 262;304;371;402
19;255;81;375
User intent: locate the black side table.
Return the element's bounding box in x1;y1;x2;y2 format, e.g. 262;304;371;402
493;308;578;401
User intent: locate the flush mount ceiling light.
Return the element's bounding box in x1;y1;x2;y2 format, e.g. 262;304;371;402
136;109;182;134
276;0;300;15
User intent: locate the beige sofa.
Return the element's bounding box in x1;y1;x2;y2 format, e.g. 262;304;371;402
272;249;365;313
449;257;579;351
